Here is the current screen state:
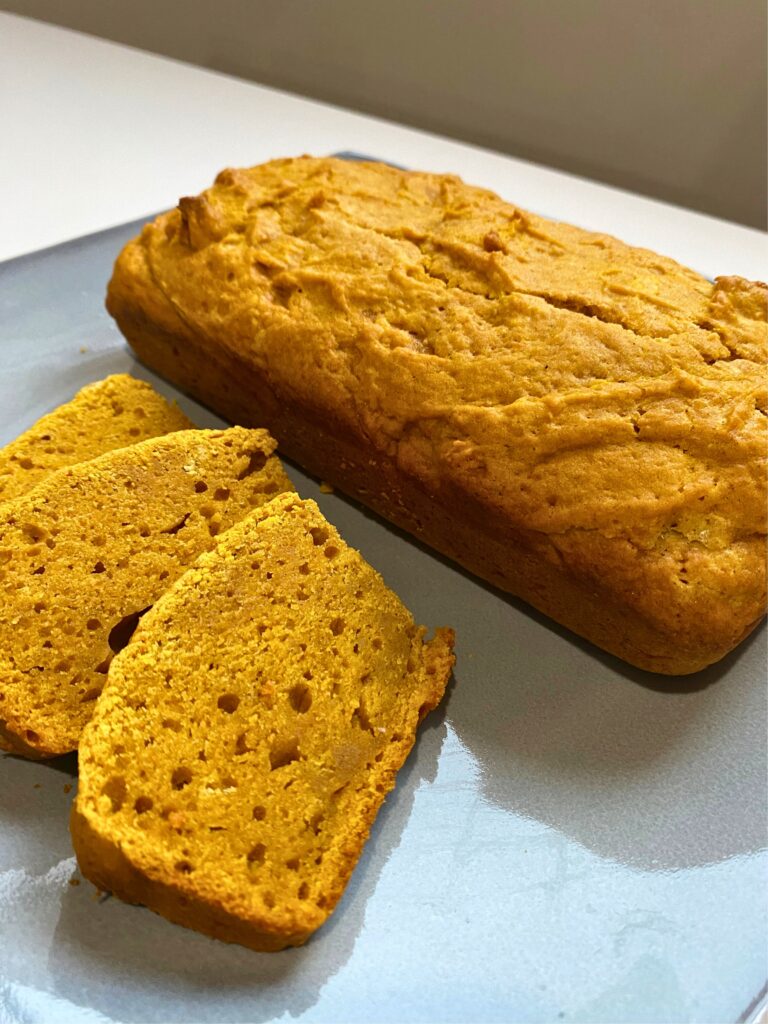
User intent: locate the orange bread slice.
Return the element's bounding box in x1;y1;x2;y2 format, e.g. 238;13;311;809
71;493;455;951
0;428;292;758
0;374;192;504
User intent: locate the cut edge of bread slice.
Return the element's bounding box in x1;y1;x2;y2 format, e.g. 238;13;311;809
72;493;455;951
0;374;192;506
0;427;293;759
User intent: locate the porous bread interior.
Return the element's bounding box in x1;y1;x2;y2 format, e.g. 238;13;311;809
0;374;191;504
73;493;454;951
0;427;292;757
106;156;767;673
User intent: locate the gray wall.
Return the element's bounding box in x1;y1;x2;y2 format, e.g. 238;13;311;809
5;0;766;228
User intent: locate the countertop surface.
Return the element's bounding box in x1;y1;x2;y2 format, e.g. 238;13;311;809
0;13;766;1024
1;12;766;276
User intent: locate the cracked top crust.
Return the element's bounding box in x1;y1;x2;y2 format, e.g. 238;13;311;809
109;156;767;655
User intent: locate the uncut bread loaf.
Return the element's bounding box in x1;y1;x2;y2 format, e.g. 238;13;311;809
72;493;454;952
0;374;191;504
0;427;292;758
107;156;767;674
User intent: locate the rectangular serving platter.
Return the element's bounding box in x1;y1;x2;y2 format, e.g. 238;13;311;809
0;160;766;1024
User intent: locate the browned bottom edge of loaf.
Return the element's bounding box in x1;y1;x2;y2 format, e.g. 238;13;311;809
113;306;763;676
70;804;312;952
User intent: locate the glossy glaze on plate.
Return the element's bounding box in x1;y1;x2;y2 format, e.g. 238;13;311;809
0;205;766;1024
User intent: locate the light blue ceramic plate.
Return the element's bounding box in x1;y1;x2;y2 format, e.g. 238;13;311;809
1;161;766;1024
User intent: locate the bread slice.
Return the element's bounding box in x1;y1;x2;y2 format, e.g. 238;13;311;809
0;374;192;504
71;493;455;951
0;428;292;758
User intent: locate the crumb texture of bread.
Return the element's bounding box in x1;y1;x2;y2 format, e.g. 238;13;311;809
0;427;292;758
106;156;767;673
0;374;192;504
72;493;454;951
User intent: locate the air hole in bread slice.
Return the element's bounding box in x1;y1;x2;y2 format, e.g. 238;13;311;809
351;697;375;734
102;776;126;812
247;843;266;865
237;451;267;480
288;683;312;713
161;512;191;535
171;767;193;790
108;606;152;654
269;735;300;770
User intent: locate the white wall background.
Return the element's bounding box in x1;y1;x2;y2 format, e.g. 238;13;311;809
3;0;765;228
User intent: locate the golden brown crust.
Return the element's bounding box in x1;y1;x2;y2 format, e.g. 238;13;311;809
0;374;191;504
106;156;767;674
0;428;293;758
72;494;454;951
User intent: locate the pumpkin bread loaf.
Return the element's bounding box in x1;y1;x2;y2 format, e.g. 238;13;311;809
0;427;292;758
107;156;767;674
0;374;191;504
71;493;454;951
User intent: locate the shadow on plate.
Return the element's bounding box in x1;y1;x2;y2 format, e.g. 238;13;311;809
0;752;78;873
448;619;767;871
